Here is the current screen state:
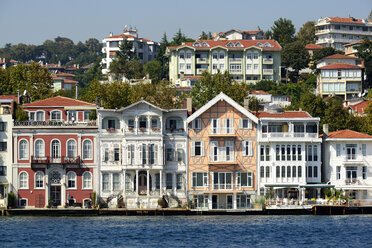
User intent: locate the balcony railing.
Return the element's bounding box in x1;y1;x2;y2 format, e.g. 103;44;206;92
209;155;236;163
196;58;208;63
166;128;185;133
14;121;97;127
263;58;273;64
212;183;242;191
209;127;235;136
31;156;80;165
261;132;318;139
263;69;273;75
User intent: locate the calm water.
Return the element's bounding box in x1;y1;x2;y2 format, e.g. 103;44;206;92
1;215;372;247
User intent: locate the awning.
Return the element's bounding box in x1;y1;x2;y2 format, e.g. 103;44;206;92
300;184;334;188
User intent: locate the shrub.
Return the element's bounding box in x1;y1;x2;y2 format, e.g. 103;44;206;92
7;192;16;208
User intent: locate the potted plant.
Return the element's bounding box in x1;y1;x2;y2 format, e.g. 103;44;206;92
253;196;265;209
139;127;146;132
7;192;15;209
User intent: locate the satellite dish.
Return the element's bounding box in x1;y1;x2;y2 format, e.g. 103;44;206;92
23;90;28;96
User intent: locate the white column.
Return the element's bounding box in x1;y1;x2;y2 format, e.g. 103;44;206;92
147;116;151;134
78;134;82;158
123;169;126;196
317;188;321;199
160;170;163;195
173;172;176;194
136;169;139;195
208;193;212;209
135;116;138;135
233;193;237;209
147;170;150;196
45;172;49;207
30;136;34;157
160;117;163;133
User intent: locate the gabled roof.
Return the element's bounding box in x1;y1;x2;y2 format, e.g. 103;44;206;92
255;111;312;119
323;54;356;60
187;92;258;124
23;96;95;107
326;129;372;139
318;63;362;70
117;100;166;112
168;39;281;51
305;44;323;50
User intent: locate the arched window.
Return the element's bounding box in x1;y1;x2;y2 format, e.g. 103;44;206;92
19;140;29;160
19;171;28;189
67;171;77;189
50;110;62;121
83;139;92;160
67;139;77;158
51;140;60;158
35;171;44;189
35;140;45;158
82;171;92;189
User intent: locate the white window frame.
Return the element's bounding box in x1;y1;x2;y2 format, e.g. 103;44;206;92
19;139;29;160
192;141;204;157
192;172;208;188
50;110;62;121
34;139;45;158
36;111;45;121
82;171;92;189
243;141;253;156
102;173;110;192
19;171;29;189
67;139;77;158
35;171;44;189
192;118;202;130
67;171;77;189
241;118;252;129
82;139;93;160
51;139;61;158
236;172;253;187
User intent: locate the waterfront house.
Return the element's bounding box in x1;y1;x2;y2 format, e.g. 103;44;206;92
97;100;188;208
187;93;258;210
12;96;98;208
256;108;326;203
323;129;372;202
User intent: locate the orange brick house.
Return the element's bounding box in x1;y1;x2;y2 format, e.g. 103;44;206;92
186;93;258;210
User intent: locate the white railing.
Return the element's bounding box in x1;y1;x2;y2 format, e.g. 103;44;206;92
229;58;242;62
212;183;241;190
263;58;273;64
196;68;207;74
196;58;207;63
263;69;273;75
14;121;97;127
261;132;318;139
209;155;235;163
210;127;235;135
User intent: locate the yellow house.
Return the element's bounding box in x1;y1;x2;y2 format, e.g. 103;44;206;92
187;93;258;210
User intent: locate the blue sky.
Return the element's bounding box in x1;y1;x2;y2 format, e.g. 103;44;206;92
0;0;370;46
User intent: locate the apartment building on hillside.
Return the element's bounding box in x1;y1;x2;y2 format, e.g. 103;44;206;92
166;39;281;86
315;17;372;51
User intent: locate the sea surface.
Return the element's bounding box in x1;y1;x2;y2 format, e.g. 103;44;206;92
1;215;372;247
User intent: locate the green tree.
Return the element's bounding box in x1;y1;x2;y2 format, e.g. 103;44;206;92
191;71;249;108
109;39;138;80
271;18;296;46
296;21;316;45
281;41;310;72
155;33;170;80
356;38;372;88
368;10;372;20
143;60;162;82
321;97;349;132
296;92;326;119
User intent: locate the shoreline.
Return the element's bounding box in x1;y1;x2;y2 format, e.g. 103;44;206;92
3;206;372;216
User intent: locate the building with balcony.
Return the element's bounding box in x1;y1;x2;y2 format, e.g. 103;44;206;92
317;62;364;100
52;73;78;92
0;96;17;205
248;90;291;109
315;17;372;51
215;29;264;41
12;96;98;208
256;109;326;202
187;93;258;210
101;27;159;77
166;39;281;85
344;40;365;57
97;100;187;208
323;130;372;201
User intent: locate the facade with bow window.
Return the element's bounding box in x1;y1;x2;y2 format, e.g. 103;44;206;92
97;100;187;208
12;96;97;208
187;93;258;210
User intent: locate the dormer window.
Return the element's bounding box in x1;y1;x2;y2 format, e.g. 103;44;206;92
201;42;209;47
226;42;235;47
235;42;243;47
261;42;273;48
255;42;262;46
193;42;201;47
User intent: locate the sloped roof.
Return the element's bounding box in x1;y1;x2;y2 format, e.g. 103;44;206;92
305;44;324;50
168;39;281;50
318;63;362;70
323;54;356;60
349;101;371;114
326;129;372;139
344;40;365;47
249;90;269;95
255;111;312;119
0;95;18;103
23;96;95;107
327;17;367;24
187;92;259;124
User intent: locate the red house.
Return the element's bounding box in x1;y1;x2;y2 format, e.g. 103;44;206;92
13;96;98;208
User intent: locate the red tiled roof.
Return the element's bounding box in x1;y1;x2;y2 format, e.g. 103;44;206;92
327;129;372;139
168;39;281;50
56;72;74;77
242;30;262;35
139;37;154;43
344;40;365;47
250;90;269;95
105;34;137;39
255;111;312;118
327;17;366;24
349;101;371;114
323;54;355;59
62;79;78;84
184;76;202;79
9;59;18;63
305;44;324;50
318;63;362;70
0;95;18;103
23;96;95;107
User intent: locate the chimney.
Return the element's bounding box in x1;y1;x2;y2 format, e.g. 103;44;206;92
244;98;249;110
186;97;192;113
109;32;113;37
323;124;329;135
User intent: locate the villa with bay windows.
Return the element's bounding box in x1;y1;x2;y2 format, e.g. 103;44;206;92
12;96;98;208
97;100;188;208
187;93;258;210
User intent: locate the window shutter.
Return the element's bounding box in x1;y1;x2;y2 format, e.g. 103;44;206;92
201;141;205;156
242;141;246;156
209;142;214;159
147;145;151;164
192;120;195;129
101;148;106;162
217;119;221;132
249;141;253;156
155;145;158;165
210;119;213;132
221;146;226;161
230;118;234;130
191;141;195;157
239;118;242;129
248;119;252;129
231;143;235;159
109;148;114;162
138;144;142;165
